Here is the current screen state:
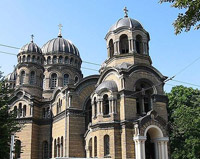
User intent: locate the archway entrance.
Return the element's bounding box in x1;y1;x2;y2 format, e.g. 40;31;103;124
85;98;92;130
145;132;155;159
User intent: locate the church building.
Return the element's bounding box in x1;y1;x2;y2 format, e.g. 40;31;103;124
6;8;170;159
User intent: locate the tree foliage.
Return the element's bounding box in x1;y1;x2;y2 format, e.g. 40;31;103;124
160;0;200;34
0;70;21;159
167;85;200;159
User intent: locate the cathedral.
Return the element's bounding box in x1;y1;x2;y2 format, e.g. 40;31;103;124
6;8;170;159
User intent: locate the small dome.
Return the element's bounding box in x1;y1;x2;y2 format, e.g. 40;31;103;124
42;36;80;57
5;71;17;81
109;17;143;32
19;42;42;54
95;80;118;94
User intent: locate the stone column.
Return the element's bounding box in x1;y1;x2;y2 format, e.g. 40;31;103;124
134;40;136;53
109;99;112;114
114;42;118;55
154;137;169;159
92;102;95;118
133;136;147;159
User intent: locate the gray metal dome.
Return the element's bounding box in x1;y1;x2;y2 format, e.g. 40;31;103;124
95;80;118;94
109;17;143;32
42;37;80;57
5;71;17;81
19;42;42;54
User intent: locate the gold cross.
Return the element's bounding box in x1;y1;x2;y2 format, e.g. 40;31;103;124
124;7;128;17
58;24;63;37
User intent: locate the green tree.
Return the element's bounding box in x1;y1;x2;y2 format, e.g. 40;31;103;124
0;70;21;159
160;0;200;34
167;85;200;159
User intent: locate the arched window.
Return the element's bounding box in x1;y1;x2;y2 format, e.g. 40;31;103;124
32;55;36;62
57;137;60;157
70;58;73;64
136;35;143;54
20;71;25;85
51;73;57;89
75;59;78;67
94;97;97;117
103;94;109;115
15;140;21;159
61;137;63;157
64;56;69;64
37;56;40;63
19;103;22;117
22;55;26;62
54;139;57;157
109;39;114;57
135;81;153;115
94;136;97;157
74;76;79;84
58;56;63;64
30;71;36;85
53;56;57;64
23;105;26;117
19;56;21;63
42;141;48;159
27;55;31;62
104;135;110;156
89;138;92;158
47;56;51;64
120;34;129;54
85;99;92;130
63;74;69;86
14;106;17;117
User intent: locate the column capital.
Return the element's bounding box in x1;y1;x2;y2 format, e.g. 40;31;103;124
133;136;147;141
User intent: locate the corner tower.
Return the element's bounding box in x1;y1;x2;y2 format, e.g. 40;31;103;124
16;36;44;98
102;7;151;71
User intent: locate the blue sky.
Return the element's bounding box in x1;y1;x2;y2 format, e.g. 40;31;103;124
0;0;200;92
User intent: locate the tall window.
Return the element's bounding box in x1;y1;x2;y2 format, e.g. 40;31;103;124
27;55;31;62
53;56;57;64
120;34;129;54
51;73;57;89
103;94;109;115
22;55;26;62
54;139;57;157
19;103;22;117
89;138;92;158
58;56;63;64
104;135;110;156
70;58;73;64
57;138;60;157
43;141;48;159
30;71;36;85
47;56;51;64
136;35;143;54
14;106;17;116
20;71;25;85
15;140;21;159
23;105;26;117
32;55;36;62
63;74;69;86
64;56;69;64
61;137;63;157
109;39;114;57
74;76;79;84
94;136;97;157
135;81;153;115
94;97;97;117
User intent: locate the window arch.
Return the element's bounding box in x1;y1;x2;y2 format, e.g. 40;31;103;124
70;58;74;64
19;56;21;63
19;103;22;117
120;34;129;54
58;56;63;64
20;71;25;85
14;106;17;116
53;56;57;64
64;56;69;64
54;139;57;157
104;135;110;156
135;81;153;115
37;56;40;63
23;105;26;117
27;55;31;62
136;35;143;54
32;55;36;62
51;73;57;89
61;137;63;157
109;39;114;57
15;140;21;159
30;71;36;85
42;141;48;159
22;55;26;62
47;56;51;64
94;136;97;157
63;74;69;86
89;138;92;158
94;97;97;117
103;94;109;115
57;137;60;157
74;76;79;84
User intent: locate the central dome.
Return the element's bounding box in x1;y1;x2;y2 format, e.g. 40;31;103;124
42;36;80;57
109;17;143;32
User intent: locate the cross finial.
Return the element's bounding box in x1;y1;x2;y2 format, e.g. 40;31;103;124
31;34;34;42
124;7;128;17
58;23;63;37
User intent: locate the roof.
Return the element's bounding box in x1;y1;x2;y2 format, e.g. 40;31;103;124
19;42;42;54
95;80;118;94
